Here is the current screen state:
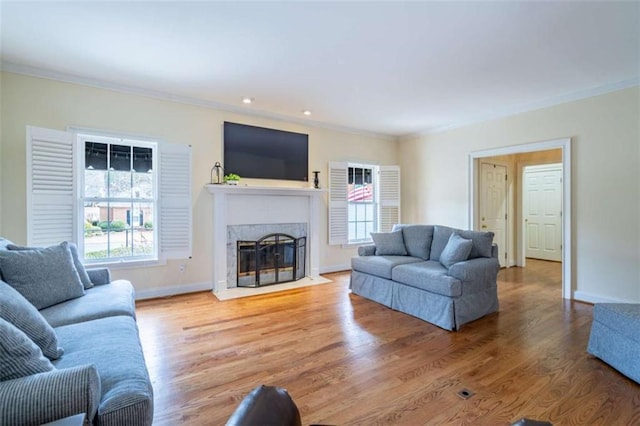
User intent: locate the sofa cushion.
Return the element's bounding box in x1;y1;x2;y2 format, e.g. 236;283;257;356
8;242;94;290
0;280;63;360
439;233;473;269
430;226;495;261
351;255;422;280
370;230;407;256
40;280;136;328
53;316;153;425
0;242;85;309
392;224;434;260
392;261;462;297
0;318;55;381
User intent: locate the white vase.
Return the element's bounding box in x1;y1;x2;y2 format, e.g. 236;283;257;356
227;180;238;185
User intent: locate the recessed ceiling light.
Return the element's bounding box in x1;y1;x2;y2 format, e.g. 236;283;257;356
303;110;311;116
242;97;254;104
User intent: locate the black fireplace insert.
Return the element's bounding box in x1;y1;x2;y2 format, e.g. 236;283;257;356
237;233;306;287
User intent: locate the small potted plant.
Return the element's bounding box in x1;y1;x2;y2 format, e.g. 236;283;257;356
224;173;241;185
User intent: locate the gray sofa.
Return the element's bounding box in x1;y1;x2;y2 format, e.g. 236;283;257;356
350;224;500;330
0;239;153;425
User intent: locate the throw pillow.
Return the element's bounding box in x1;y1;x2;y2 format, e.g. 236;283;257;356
458;229;495;259
7;242;93;290
0;280;63;360
439;233;473;269
0;318;55;381
0;241;85;309
370;230;408;256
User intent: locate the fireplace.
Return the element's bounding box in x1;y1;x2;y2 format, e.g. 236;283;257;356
206;185;324;292
237;233;306;287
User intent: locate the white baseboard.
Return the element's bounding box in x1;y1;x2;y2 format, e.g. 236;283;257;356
320;264;351;274
135;281;212;300
573;290;638;304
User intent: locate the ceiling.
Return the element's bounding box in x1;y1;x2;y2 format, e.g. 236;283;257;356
1;1;638;137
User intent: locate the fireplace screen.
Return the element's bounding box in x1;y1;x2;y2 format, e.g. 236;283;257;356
237;233;306;287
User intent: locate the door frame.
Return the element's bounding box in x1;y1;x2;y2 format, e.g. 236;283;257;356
468;138;572;300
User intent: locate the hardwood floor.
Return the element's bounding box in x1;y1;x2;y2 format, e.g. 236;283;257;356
136;259;640;425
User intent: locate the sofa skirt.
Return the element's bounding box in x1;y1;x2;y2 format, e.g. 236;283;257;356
350;270;394;308
393;283;456;330
350;271;499;331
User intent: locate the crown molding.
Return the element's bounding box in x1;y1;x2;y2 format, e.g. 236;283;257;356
0;62;396;142
3;62;636;143
399;77;640;141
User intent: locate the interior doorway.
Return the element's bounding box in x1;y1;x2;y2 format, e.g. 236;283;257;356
469;138;571;299
523;163;563;263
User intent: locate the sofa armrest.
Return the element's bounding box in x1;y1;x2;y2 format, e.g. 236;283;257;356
448;257;499;289
86;267;111;286
358;245;377;256
491;243;499;259
0;364;101;426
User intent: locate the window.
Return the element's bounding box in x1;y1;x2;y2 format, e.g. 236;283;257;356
328;162;400;245
347;165;377;243
81;135;157;262
26;126;192;265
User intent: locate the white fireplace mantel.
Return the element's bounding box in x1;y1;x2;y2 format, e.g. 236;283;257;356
205;184;326;293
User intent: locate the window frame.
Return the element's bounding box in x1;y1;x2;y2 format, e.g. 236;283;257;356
77;132;160;265
26;125;193;266
346;163;379;244
328;161;400;247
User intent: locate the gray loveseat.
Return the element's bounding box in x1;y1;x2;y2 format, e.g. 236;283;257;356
0;239;153;425
350;225;500;330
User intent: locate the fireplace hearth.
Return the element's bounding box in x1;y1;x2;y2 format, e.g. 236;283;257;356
237;233;306;287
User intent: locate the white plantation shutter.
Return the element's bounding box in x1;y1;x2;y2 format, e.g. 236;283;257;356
379;165;401;232
26;126;76;246
158;143;192;259
328;161;348;245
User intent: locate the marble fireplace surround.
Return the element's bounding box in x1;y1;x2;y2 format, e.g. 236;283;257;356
206;185;325;293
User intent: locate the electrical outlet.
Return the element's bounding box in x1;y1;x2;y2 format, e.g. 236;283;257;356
179;264;186;272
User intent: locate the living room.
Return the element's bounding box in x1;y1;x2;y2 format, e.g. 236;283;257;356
0;1;639;425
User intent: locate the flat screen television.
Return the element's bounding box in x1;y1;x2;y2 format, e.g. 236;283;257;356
223;122;308;182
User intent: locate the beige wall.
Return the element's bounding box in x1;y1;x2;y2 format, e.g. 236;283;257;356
398;86;640;303
0;72;397;295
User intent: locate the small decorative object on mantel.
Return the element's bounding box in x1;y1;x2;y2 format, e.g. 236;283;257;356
224;173;241;185
210;162;224;184
313;171;320;189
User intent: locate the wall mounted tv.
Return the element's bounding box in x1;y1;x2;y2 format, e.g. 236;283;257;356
223;122;309;182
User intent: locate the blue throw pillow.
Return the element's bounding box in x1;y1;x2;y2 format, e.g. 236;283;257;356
0;242;85;309
0;280;63;360
0;318;55;381
370;230;408;256
439;233;473;269
8;242;93;290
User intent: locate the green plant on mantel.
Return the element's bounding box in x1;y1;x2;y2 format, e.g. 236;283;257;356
224;173;241;182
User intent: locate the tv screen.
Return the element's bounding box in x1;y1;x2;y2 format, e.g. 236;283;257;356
223;122;308;182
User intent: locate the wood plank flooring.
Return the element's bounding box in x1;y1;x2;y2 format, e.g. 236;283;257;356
136;259;640;425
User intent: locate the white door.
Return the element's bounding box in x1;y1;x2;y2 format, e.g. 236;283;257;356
479;162;507;266
524;164;562;262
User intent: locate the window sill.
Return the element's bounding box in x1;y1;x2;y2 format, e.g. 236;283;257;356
341;240;373;249
84;257;166;270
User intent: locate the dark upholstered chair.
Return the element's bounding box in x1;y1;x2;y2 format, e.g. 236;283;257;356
226;385;301;426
